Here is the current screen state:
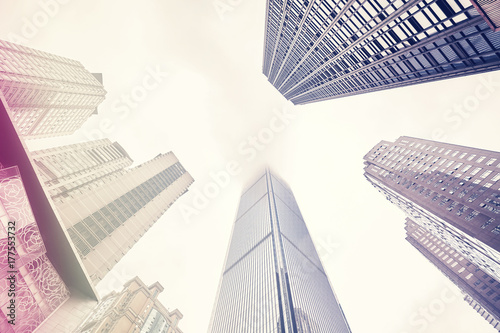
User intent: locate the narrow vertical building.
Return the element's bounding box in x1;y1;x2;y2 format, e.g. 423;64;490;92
208;170;351;332
31;141;194;285
263;0;500;104
0;39;106;138
406;218;500;331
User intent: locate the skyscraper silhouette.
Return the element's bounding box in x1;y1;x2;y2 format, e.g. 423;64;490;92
208;170;351;333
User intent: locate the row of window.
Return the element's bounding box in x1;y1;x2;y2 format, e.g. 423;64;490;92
68;163;185;257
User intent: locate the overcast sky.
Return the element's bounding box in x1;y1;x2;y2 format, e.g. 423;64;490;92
2;1;500;332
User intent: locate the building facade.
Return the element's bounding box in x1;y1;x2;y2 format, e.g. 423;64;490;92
76;276;183;333
464;294;500;330
31;139;133;202
263;0;500;104
47;151;194;285
0;39;106;138
364;136;500;281
208;170;351;333
0;165;71;333
1;95;109;333
405;218;500;331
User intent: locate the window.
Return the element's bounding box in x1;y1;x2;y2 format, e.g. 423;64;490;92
471;167;482;175
481;170;492;179
486;158;497;166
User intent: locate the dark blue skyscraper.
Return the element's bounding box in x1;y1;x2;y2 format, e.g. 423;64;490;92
208;170;351;333
263;0;500;104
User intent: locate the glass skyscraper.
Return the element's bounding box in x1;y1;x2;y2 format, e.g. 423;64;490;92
208;170;351;333
263;0;500;104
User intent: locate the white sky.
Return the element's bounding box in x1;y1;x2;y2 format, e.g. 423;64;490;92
2;1;500;332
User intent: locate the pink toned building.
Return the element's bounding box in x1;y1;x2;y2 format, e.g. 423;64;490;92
0;165;71;332
1;91;99;332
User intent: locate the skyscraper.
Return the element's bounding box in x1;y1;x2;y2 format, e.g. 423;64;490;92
208;170;351;333
364;136;500;281
76;276;184;333
263;0;500;104
364;136;500;331
30;140;194;285
405;218;500;331
0;39;106;138
1;95;99;333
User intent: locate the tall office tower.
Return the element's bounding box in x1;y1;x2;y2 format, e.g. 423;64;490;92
51;151;193;284
76;276;183;333
208;170;351;333
263;0;500;104
0;39;106;138
31;139;134;202
405;218;500;331
363;136;500;281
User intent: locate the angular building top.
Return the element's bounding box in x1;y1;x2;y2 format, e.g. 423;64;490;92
263;0;500;104
0;39;106;139
34;144;194;284
209;169;351;332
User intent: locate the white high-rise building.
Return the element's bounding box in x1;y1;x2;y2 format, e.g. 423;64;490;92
31;139;133;202
0;39;106;139
32;141;194;284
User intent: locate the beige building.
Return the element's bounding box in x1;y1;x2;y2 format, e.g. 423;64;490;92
76;276;183;333
0;39;106;139
31;143;194;284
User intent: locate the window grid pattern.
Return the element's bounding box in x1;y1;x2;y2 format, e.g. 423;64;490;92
0;39;106;138
364;136;500;281
67;162;185;257
263;0;500;104
209;171;351;332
